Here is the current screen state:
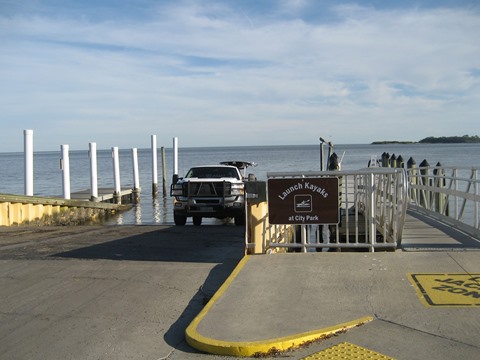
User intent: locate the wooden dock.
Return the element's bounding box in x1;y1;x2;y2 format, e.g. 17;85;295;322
70;187;139;204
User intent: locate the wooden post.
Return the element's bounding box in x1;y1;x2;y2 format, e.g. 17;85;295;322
161;147;167;196
319;140;325;171
151;135;158;198
419;159;430;209
60;144;71;200
396;155;404;168
24;129;34;196
407;157;417;204
390;154;397;168
434;162;447;215
381;152;390;167
172;137;179;184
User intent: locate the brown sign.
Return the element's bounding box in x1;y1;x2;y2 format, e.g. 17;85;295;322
267;177;339;225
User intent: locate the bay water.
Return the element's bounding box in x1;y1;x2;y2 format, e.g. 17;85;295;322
1;143;479;225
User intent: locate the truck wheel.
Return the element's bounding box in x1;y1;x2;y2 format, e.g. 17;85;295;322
193;216;202;226
234;215;245;226
174;213;187;226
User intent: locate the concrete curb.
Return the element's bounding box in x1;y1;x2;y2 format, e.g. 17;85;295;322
185;255;374;357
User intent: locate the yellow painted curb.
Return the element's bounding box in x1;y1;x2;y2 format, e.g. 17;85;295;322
185;255;374;357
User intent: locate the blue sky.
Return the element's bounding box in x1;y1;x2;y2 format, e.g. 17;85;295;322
1;0;479;151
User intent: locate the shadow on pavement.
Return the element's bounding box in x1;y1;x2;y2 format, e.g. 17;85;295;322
53;225;245;263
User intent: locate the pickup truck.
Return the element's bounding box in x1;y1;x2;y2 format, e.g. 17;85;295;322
170;161;255;226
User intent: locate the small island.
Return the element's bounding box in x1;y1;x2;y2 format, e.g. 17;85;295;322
418;135;480;144
372;135;480;144
371;141;416;145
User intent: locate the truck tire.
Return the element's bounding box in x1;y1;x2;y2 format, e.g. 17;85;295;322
174;212;187;226
193;216;202;226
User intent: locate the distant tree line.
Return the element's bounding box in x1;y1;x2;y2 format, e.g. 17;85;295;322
419;135;480;144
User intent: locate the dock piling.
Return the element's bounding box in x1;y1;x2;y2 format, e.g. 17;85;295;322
61;144;71;200
151;135;158;198
89;142;98;201
173;137;179;184
112;147;121;204
132;148;140;204
24;129;34;196
161;146;167;196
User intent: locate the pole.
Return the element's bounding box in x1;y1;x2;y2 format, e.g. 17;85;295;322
161;146;167;196
151;135;158;197
319;137;325;171
61;144;71;199
112;147;121;204
132;148;140;203
89;142;98;201
173;137;179;183
24;129;34;196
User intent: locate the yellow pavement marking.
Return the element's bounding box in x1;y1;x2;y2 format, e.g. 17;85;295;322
185;255;373;357
408;273;480;307
301;342;395;359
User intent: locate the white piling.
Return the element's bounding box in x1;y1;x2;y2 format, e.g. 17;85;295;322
112;147;121;204
132;148;140;204
132;148;140;190
151;135;158;197
60;144;71;199
89;142;98;201
24;129;34;196
173;136;179;180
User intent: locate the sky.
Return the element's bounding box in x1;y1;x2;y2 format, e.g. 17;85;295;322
1;0;479;152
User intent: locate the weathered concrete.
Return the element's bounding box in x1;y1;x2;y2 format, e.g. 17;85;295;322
0;224;245;360
1;222;479;360
0;193;130;226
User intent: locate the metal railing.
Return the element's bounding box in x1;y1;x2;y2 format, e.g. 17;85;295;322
406;166;480;239
249;168;408;253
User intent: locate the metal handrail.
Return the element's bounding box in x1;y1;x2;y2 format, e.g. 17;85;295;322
405;166;480;238
248;168;408;253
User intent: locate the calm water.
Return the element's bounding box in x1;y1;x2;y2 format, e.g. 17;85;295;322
1;143;479;225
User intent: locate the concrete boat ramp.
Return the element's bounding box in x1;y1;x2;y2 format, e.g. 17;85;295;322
1;218;479;359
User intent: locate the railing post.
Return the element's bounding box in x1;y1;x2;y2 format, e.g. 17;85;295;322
112;147;121;204
24;129;34;196
368;172;376;252
89;142;98;201
474;169;479;229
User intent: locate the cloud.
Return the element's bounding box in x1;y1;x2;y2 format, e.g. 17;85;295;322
0;1;479;151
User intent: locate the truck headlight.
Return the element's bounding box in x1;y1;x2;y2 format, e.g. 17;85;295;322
230;184;244;195
171;183;184;196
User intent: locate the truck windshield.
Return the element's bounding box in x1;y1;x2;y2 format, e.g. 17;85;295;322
186;167;240;179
